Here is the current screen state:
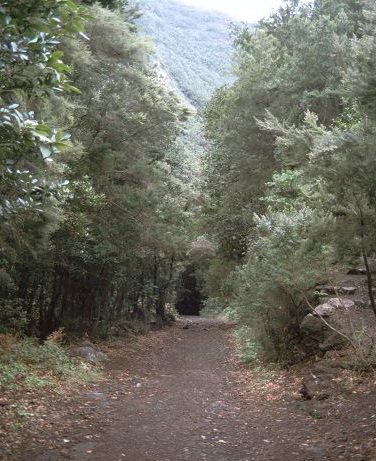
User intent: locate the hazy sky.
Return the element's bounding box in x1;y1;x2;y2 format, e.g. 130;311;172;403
177;0;285;22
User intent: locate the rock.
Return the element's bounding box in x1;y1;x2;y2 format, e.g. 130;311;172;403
353;297;368;308
324;349;347;360
300;298;352;353
300;319;347;353
300;360;344;400
319;332;348;352
300;373;331;400
299;315;326;352
315;285;331;293
85;392;106;398
312;359;349;374
314;297;355;316
341;287;357;295
300;314;325;338
348;267;366;275
69;346;108;363
316;285;356;295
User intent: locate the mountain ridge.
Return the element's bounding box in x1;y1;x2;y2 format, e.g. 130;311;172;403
135;0;236;107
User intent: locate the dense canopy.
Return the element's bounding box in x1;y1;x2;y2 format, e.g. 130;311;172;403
1;0;376;364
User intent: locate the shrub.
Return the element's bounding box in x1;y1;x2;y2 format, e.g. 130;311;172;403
0;338;99;390
233;327;260;363
227;209;333;361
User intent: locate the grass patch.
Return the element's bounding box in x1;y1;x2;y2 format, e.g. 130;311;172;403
0;337;100;391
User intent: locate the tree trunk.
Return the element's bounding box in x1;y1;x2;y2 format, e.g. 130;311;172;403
362;248;376;320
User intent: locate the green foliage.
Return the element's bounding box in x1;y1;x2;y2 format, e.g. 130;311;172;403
0;0;86;313
0;339;98;389
0;300;27;334
262;170;308;211
6;0;376;370
0;0;195;337
233;327;260;363
227;209;333;360
0;0;89;97
201;0;376;361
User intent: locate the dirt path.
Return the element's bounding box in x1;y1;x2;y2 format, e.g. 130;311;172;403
10;317;376;461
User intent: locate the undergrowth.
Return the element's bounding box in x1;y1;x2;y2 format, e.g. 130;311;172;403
233;326;281;387
233;326;261;364
0;336;100;391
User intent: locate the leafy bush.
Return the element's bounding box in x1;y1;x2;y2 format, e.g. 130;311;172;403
0;300;27;334
201;0;376;364
223;209;333;361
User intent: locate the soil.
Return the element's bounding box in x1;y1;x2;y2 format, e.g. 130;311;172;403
2;316;376;461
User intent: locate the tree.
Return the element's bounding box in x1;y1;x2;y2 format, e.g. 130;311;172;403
0;1;194;336
201;0;376;360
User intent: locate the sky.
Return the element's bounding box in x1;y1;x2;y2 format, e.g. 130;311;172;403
177;0;286;22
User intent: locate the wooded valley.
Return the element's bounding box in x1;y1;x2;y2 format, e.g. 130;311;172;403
2;0;376;459
0;0;376;380
2;0;376;357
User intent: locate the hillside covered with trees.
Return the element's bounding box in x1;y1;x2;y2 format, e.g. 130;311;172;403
3;0;376;459
2;0;376;364
135;0;235;107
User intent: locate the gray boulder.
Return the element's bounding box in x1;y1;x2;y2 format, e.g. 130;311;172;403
300;314;347;353
300;361;343;400
69;346;108;363
300;297;353;353
319;330;348;352
300;314;326;351
300;373;331;401
300;314;325;340
314;297;355;317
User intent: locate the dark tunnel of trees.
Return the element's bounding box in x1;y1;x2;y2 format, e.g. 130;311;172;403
176;266;202;316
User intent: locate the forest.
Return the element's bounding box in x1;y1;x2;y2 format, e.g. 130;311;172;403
2;0;376;458
135;0;235;107
2;0;375;356
201;0;376;362
1;0;193;339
